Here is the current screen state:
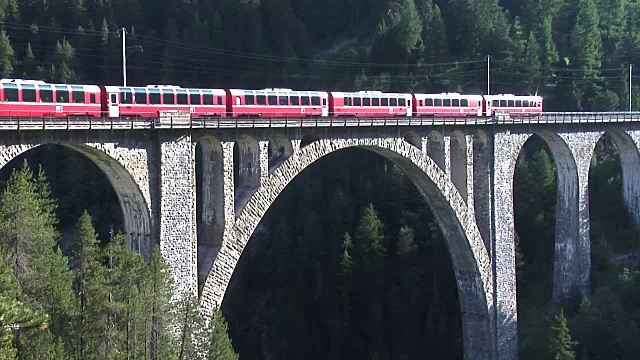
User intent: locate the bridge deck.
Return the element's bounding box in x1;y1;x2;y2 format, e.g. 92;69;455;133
0;112;639;130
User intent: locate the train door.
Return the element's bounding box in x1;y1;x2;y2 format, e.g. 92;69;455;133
322;96;328;116
484;98;492;116
406;98;412;117
107;91;119;117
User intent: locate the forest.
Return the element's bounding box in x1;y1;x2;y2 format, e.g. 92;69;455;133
0;0;639;111
0;0;639;359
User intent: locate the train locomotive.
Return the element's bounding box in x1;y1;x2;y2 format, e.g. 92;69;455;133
0;78;543;119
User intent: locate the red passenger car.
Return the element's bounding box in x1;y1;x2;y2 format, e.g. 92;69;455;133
0;79;102;117
102;85;227;118
226;88;329;117
413;93;483;116
483;94;543;116
329;91;413;117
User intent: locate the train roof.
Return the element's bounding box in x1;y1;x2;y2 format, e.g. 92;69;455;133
413;93;483;99
0;79;100;90
330;91;412;97
104;85;226;93
229;88;328;95
484;94;543;99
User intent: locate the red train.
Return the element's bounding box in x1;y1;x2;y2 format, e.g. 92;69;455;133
0;79;543;119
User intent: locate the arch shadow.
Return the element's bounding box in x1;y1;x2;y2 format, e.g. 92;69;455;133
512;132;581;302
0;142;152;258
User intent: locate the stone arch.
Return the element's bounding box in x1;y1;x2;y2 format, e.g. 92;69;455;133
403;131;421;150
201;138;493;360
194;136;225;292
233;135;260;214
427;130;446;172
605;130;640;225
511;131;583;301
267;134;293;173
0;142;152;257
450;131;469;204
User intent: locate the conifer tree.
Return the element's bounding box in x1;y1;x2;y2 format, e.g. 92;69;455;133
549;309;578;360
0;30;15;78
71;210;101;359
206;308;239;360
539;15;559;85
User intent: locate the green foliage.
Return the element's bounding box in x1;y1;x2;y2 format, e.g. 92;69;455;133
549;310;577;360
0;30;15;78
206;308;239;360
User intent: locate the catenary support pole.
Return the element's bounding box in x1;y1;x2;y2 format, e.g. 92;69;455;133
119;28;127;87
487;55;491;96
630;64;633;112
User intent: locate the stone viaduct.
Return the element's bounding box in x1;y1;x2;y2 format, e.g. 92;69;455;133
2;116;640;360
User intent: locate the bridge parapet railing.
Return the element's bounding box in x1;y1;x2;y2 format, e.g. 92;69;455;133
0;111;639;130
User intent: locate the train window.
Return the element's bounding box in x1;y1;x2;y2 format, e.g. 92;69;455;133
372;97;379;106
323;98;327;106
22;85;36;102
279;95;288;105
256;94;266;105
56;86;69;103
508;100;514;107
452;99;460;106
492;100;498;106
523;100;529;107
149;89;161;104
202;92;214;105
3;84;18;101
246;93;255;105
390;98;398;106
120;88;132;104
381;97;388;106
301;96;309;105
461;99;468;107
40;86;53;102
268;94;277;105
363;97;370;106
217;96;223;105
134;89;147;104
90;94;97;104
443;99;450;106
177;90;188;105
425;98;433;106
162;90;175;105
500;100;507;107
291;95;299;106
434;98;442;106
354;97;361;106
399;98;406;106
71;86;85;103
345;97;351;106
189;91;201;105
311;96;320;106
515;100;522;107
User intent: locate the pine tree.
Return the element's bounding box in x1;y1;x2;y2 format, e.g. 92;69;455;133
71;210;101;359
143;246;178;360
0;30;15;78
20;42;37;77
206;308;239;360
50;38;80;83
549;309;578;360
539;15;559;85
355;204;386;275
396;225;417;255
570;0;603;109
